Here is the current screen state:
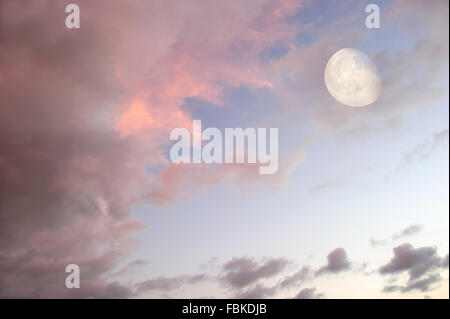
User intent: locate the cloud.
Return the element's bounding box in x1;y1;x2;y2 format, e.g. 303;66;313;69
280;266;313;288
145;162;294;206
86;282;136;299
136;274;208;294
316;248;350;276
401;274;442;293
370;238;390;247
392;225;423;240
441;254;449;268
0;0;305;297
379;243;448;294
112;259;151;278
221;256;290;289
0;0;447;299
379;243;444;281
370;224;423;247
234;284;278;299
394;130;449;174
293;287;324;299
382;274;442;294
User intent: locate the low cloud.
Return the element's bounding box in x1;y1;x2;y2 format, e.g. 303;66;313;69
293;287;324;299
379;243;448;294
280;266;313;289
379;243;444;280
441;254;449;268
221;256;290;289
234;284;278;299
316;248;350;276
383;274;442;293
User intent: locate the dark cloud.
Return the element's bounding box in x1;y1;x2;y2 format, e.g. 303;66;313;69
316;248;350;276
280;266;312;289
441;254;449;268
0;0;303;298
379;243;448;295
0;0;160;298
402;274;441;293
222;256;290;289
382;274;441;294
379;243;444;281
293;287;324;299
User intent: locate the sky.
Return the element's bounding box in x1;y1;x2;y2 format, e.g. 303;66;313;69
0;0;448;299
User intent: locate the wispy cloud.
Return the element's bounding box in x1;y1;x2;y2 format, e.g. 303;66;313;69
370;224;423;247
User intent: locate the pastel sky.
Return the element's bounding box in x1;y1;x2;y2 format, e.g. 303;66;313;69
0;0;448;299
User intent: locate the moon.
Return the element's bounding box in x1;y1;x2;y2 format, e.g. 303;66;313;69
324;48;381;107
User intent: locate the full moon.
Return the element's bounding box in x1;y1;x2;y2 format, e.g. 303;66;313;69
324;48;381;107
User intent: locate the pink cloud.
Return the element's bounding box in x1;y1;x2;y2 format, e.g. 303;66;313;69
0;0;304;297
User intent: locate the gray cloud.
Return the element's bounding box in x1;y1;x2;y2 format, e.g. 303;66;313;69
379;243;444;281
280;266;312;289
392;225;423;240
402;274;442;293
316;248;350;276
379;243;448;295
234;284;278;299
222;256;290;289
383;274;442;294
441;254;449;268
0;0;163;298
293;287;324;299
